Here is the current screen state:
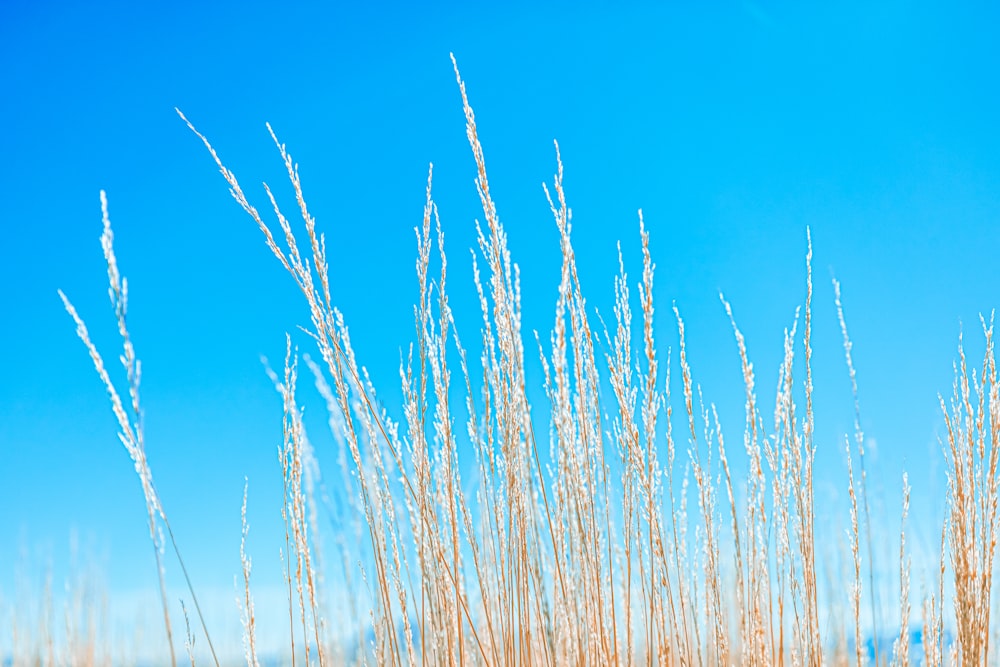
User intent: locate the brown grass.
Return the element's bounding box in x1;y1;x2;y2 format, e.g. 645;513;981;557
941;316;999;664
13;59;997;666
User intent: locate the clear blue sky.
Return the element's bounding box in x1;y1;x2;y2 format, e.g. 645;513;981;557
2;0;999;657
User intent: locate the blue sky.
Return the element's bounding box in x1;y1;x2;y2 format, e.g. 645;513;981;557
2;0;999;657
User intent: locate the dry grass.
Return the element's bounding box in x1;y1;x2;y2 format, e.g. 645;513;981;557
8;60;998;665
941;317;999;664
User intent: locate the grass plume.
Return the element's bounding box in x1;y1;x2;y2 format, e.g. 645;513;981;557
34;60;1000;666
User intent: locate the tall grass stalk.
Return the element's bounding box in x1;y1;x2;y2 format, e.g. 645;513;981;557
239;478;260;667
834;277;882;664
59;192;220;667
892;473;911;667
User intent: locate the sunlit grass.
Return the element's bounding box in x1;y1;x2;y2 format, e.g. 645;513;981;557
7;59;998;667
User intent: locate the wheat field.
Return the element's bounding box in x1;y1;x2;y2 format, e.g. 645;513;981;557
6;59;999;667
